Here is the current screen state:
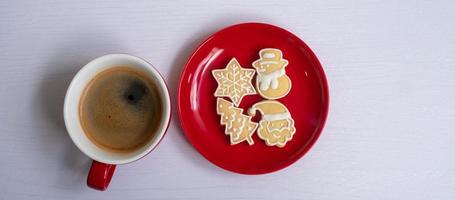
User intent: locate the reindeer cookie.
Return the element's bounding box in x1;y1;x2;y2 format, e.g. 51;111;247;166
217;98;258;145
248;100;296;147
252;48;291;100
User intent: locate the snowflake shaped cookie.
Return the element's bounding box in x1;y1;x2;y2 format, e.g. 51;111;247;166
212;58;256;106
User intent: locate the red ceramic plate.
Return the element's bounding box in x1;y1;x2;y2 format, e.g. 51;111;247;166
178;23;329;174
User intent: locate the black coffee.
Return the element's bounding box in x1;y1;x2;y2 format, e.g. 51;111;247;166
79;67;163;152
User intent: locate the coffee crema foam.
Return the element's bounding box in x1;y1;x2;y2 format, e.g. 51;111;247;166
79;67;163;153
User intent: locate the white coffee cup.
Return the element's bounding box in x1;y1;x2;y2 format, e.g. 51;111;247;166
63;54;171;190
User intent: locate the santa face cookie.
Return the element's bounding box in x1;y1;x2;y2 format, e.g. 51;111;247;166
212;58;256;106
252;48;292;100
217;98;258;145
248;100;296;147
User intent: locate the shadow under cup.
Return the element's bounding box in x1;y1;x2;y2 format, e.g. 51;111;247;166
63;54;171;190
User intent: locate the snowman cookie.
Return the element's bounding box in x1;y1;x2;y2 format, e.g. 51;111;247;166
217;98;258;145
252;48;292;100
212;58;256;106
248;100;296;147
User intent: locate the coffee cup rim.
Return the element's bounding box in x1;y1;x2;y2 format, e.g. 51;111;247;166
63;54;171;165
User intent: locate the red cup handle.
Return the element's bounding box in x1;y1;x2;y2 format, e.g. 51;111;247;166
87;160;116;191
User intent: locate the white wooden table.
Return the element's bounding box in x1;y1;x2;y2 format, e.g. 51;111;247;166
1;0;454;199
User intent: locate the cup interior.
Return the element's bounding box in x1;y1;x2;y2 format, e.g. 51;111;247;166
64;54;171;165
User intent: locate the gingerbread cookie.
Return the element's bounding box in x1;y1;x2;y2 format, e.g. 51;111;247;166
217;98;258;145
248;100;296;147
252;48;291;100
212;58;256;106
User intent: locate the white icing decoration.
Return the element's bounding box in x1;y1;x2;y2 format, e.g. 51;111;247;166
232;118;246;140
264;53;275;58
257;69;285;91
262;112;291;121
259;61;278;65
267;121;292;132
226;112;236;129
